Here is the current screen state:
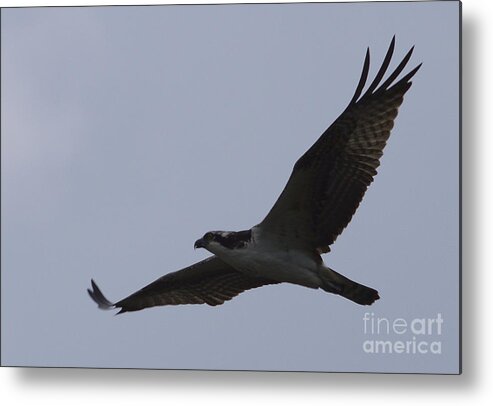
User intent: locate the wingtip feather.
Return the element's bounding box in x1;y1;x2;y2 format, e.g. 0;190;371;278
88;279;115;310
349;47;371;105
362;36;396;97
350;37;421;105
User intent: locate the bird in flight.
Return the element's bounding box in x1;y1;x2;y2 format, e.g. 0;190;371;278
88;37;421;314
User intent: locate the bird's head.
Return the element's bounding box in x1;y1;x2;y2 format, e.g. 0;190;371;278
194;230;252;253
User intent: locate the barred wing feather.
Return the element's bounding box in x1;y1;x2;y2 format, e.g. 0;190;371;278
259;37;421;253
88;256;279;313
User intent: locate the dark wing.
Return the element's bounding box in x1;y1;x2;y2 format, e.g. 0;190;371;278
88;256;279;314
259;37;421;253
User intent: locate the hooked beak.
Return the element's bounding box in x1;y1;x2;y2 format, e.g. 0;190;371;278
194;238;206;249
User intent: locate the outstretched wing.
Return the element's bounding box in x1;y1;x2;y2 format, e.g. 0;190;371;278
259;37;421;253
88;256;279;314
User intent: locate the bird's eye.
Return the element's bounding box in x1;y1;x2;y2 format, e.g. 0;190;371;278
204;232;214;241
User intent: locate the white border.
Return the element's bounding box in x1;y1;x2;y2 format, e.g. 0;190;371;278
2;0;492;405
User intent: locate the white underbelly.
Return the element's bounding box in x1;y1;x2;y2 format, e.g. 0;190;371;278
219;248;323;289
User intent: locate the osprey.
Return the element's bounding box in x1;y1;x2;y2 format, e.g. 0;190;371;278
88;37;421;314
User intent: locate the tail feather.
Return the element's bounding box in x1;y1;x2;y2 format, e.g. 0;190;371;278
319;267;380;306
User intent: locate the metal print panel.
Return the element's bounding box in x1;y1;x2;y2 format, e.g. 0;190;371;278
1;1;461;374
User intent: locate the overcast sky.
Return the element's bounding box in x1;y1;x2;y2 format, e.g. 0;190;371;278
1;1;460;373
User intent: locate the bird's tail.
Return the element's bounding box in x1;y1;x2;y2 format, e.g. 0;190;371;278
319;266;380;305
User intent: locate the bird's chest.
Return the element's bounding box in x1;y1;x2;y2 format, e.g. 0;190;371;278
219;243;322;288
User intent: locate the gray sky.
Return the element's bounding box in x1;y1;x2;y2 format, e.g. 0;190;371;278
1;1;460;373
